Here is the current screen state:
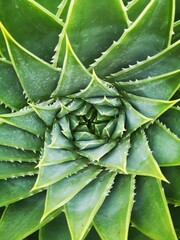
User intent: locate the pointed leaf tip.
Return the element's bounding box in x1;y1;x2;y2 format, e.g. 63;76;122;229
52;36;91;97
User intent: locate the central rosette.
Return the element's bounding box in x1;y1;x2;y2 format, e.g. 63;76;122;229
39;72;127;169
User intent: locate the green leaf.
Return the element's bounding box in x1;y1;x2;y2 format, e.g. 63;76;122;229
124;92;178;119
127;0;151;22
94;175;134;240
0;59;26;109
0;161;37;179
49;122;74;149
111;110;126;139
127;130;166;181
101;119;117;139
74;132;97;141
109;40;180;82
57;0;71;21
0;108;46;138
132;177;177;240
59;116;73;140
0;123;43;151
75;139;106;151
86;96;121;108
0;0;63;62
92;122;107;137
30;101;61;127
38;131;77;167
159;107;180;138
33;159;88;189
0;146;39;162
0;176;36;206
100;138;130;172
123;100;151;133
1;25;61;102
92;0;174;77
162;167;180;205
34;0;62;14
116;71;180;100
78;141;117;161
94;105;118;117
39;213;71;240
52;36;91;97
71;71;118;99
146;121;180;166
57;99;84;118
39;147;77;167
54;0;129;66
43;165;101;219
0;192;45;240
65;171;116;240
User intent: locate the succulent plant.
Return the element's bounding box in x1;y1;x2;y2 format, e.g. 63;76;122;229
0;0;179;239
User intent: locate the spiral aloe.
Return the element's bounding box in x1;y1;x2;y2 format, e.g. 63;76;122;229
0;0;179;239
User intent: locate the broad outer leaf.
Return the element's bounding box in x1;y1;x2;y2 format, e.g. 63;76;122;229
132;176;177;240
65;171;116;240
0;59;26;109
127;130;166;181
55;0;129;67
0;123;43;151
94;175;134;240
0;145;39;162
159;107;180;138
0;193;45;240
116;70;180;100
43;165;101;219
146;121;180;166
0;0;63;62
0;108;46;138
0;161;37;179
1;25;61;102
0;176;36;207
124;92;178;119
92;0;174;77
110;40;180;82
